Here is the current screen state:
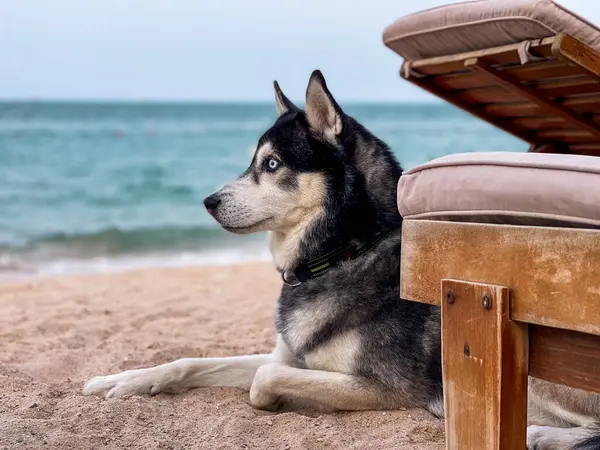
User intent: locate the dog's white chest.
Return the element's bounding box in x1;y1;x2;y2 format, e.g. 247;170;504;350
302;330;360;374
279;302;329;353
278;297;361;374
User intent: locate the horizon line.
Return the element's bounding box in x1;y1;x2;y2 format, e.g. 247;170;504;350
0;97;444;105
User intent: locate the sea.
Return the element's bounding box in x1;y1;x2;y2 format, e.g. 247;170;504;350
0;102;526;279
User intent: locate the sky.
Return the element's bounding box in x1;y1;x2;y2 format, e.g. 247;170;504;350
2;0;600;102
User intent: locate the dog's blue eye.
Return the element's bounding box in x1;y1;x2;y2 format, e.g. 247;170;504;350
267;158;279;171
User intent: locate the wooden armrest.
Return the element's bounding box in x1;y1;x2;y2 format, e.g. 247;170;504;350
400;220;600;336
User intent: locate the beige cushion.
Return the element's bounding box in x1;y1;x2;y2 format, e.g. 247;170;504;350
383;0;600;60
397;152;600;229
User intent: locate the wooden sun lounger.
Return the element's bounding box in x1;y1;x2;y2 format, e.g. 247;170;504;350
383;1;600;448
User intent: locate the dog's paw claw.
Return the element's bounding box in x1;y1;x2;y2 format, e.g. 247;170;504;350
82;375;115;398
82;369;160;399
149;384;162;396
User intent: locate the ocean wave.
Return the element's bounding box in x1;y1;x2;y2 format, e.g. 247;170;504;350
1;225;266;258
0;225;271;279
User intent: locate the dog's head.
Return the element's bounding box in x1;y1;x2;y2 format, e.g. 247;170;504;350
203;70;347;235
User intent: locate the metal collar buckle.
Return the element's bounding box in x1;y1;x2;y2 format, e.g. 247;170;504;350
281;271;302;287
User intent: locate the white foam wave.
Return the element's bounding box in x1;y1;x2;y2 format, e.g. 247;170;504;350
0;246;272;282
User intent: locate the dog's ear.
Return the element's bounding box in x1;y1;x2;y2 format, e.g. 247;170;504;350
305;70;343;141
274;81;300;116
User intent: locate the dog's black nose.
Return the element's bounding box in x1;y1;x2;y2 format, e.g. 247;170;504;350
203;194;221;215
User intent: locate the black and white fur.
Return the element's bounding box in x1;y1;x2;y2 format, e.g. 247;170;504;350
83;71;600;450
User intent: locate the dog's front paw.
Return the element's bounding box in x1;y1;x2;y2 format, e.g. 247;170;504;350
249;363;283;411
527;425;544;450
82;368;164;399
526;425;562;450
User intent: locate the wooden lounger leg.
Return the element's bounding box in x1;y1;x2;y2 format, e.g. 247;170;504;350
441;280;529;450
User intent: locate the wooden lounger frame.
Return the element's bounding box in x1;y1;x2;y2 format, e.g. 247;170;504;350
398;33;600;449
401;221;600;449
401;33;600;156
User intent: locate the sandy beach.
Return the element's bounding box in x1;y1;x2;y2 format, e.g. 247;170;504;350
0;263;444;450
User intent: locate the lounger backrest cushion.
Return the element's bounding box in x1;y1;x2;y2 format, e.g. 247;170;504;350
383;0;600;60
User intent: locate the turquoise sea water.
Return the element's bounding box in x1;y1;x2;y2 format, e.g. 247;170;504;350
0;102;526;278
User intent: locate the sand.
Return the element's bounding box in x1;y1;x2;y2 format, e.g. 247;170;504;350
0;262;445;450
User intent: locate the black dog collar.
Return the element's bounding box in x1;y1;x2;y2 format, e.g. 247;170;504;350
281;230;390;287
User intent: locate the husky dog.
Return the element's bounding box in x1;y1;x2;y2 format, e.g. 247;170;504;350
83;71;600;450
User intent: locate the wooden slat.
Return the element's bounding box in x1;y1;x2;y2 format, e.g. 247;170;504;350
537;129;596;143
410;37;555;76
469;59;600;139
529;325;600;394
503;61;583;82
486;97;600;119
553;33;600;81
401;73;538;143
433;72;493;90
485;102;543;117
433;62;584;91
511;116;567;130
563;94;600;114
459;86;523;104
434;73;597;110
400;220;600;336
441;280;528;450
534;76;600;98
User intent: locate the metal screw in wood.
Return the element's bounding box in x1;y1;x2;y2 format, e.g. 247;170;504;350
447;289;455;304
482;294;493;310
